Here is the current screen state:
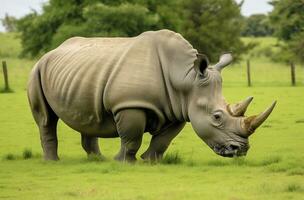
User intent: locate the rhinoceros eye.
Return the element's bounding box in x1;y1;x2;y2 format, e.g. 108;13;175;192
212;111;224;126
214;113;221;120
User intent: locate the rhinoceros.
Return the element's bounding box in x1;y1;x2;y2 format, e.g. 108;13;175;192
27;30;276;161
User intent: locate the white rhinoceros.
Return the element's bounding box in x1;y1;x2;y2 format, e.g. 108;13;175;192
27;30;276;161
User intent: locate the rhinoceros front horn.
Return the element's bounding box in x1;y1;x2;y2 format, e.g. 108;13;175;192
214;53;233;72
228;96;253;117
243;101;277;136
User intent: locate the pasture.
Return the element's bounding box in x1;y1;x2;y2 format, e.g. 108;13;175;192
0;33;303;200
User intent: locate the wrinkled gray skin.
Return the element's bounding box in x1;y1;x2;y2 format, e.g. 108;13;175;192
27;30;276;162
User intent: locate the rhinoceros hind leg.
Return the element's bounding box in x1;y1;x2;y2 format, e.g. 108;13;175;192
114;109;146;162
141;122;185;161
39;120;59;160
81;134;105;158
28;67;59;161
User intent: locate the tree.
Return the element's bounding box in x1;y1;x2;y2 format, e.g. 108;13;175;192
17;0;86;57
1;13;17;32
269;0;304;62
17;0;179;57
180;0;246;62
17;0;246;61
50;3;159;48
242;14;273;37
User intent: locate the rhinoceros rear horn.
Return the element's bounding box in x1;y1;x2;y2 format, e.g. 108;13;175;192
194;54;209;75
214;53;233;72
228;96;253;117
243;101;277;136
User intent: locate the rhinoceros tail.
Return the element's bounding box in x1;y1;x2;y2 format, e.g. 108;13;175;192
27;63;58;127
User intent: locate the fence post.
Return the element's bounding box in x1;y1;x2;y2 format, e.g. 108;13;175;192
290;62;296;86
247;59;251;87
2;61;10;91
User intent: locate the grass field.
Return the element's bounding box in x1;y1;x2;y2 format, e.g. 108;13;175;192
0;33;303;200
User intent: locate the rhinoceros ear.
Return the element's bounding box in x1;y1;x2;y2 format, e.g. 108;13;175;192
214;53;233;72
194;54;209;76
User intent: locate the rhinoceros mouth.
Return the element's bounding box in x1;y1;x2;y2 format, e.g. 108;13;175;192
212;144;248;157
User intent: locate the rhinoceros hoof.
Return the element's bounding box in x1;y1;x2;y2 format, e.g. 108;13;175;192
44;155;59;161
87;153;106;161
114;153;137;163
140;151;163;161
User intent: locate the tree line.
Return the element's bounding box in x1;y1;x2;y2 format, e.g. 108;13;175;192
1;0;304;63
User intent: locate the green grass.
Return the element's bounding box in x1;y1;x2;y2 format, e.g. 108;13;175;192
0;33;303;199
3;153;16;161
161;152;183;165
22;148;33;159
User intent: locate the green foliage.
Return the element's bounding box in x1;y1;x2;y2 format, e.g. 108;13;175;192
16;0;176;57
50;2;160;49
161;152;183;165
50;24;87;49
181;0;246;61
3;153;15;160
242;37;294;64
242;14;273;37
1;14;17;32
83;3;157;36
22;148;33;159
269;0;304;62
16;0;246;61
17;0;85;57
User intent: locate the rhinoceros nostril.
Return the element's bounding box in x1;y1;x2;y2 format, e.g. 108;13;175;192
229;144;240;151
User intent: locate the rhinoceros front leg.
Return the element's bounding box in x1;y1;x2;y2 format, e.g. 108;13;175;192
114;109;146;162
141;122;185;161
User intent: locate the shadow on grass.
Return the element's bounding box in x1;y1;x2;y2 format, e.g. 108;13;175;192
206;155;282;167
72;160;128;174
5;150;301;177
87;154;107;162
206;155;304;176
0;88;14;93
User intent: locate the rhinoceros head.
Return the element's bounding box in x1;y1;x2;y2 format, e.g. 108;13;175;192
188;53;276;157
